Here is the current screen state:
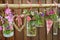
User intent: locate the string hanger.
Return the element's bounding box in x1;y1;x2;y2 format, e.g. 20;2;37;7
53;1;58;7
27;0;32;10
18;0;21;15
53;1;58;12
38;0;42;7
45;1;57;12
45;3;54;13
6;1;9;8
38;0;42;12
16;0;22;26
5;1;12;15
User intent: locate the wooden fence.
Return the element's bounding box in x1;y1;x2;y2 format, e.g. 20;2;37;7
0;0;60;40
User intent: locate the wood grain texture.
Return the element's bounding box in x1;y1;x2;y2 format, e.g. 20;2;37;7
13;0;24;40
46;0;53;40
58;1;60;40
58;28;60;40
52;0;58;40
39;0;46;40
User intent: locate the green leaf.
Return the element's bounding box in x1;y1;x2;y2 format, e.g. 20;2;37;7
3;30;12;34
3;23;9;27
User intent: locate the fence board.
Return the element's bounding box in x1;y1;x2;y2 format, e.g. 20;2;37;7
13;0;24;40
46;0;53;40
58;29;60;40
38;0;46;40
58;0;60;40
52;0;58;40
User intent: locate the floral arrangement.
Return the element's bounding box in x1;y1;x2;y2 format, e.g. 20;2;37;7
23;9;44;27
2;7;14;37
23;9;45;36
34;12;44;27
45;10;58;21
45;9;58;35
23;9;36;36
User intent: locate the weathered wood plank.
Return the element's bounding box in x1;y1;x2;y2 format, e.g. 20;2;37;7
0;4;59;9
38;0;46;40
52;0;58;40
46;0;53;40
0;0;2;3
5;0;13;3
58;28;60;40
13;0;24;40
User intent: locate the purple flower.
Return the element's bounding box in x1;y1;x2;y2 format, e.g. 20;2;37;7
39;12;44;16
40;13;44;16
5;8;11;15
6;26;10;30
5;13;13;23
0;26;2;31
49;10;54;15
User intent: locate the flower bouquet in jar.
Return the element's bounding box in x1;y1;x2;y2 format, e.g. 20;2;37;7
23;9;37;36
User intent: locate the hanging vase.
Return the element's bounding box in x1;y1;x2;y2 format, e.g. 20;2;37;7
27;21;36;36
26;16;36;37
3;4;14;37
34;12;44;27
57;18;60;28
23;9;37;36
53;21;58;35
2;13;14;37
53;17;59;35
3;18;14;37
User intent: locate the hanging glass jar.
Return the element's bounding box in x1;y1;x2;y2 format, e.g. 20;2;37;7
26;15;36;36
3;17;14;37
53;21;58;35
35;12;44;27
23;9;37;36
2;6;14;37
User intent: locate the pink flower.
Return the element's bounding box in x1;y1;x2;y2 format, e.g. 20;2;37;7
46;19;53;34
49;10;55;15
27;16;31;22
20;14;24;18
16;16;22;27
5;14;13;23
0;26;2;31
46;11;49;16
10;25;13;30
5;8;11;15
